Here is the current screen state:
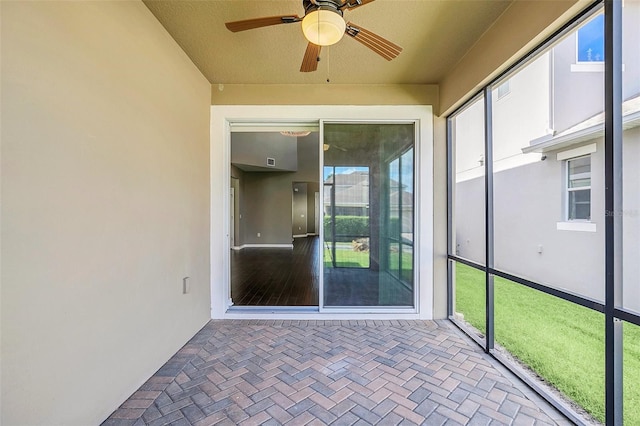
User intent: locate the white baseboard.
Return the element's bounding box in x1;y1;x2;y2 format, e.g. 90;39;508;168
293;233;318;238
234;243;293;250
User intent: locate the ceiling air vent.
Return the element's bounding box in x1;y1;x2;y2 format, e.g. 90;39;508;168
266;157;276;167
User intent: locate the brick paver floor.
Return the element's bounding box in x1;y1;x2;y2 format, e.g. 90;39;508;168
103;320;572;425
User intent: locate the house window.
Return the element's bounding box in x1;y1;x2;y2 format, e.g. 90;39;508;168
497;80;510;99
567;155;591;220
576;14;604;63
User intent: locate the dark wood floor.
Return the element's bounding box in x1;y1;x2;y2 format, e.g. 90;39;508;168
231;236;414;307
231;236;320;306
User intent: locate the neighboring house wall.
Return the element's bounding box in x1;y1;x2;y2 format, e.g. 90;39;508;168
551;33;605;134
492;145;605;302
454;177;485;264
492;53;552;167
324;171;371;217
454;54;551;264
457;131;639;311
1;2;211;425
551;6;640;134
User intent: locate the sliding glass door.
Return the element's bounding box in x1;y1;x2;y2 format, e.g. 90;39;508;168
321;122;415;308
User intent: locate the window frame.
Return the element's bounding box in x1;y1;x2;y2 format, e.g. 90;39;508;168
575;12;604;64
565;154;592;222
496;80;511;100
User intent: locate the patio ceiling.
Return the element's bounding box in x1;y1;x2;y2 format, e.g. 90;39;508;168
143;0;513;85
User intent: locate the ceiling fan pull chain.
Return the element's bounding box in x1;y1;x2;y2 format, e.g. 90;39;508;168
326;47;330;83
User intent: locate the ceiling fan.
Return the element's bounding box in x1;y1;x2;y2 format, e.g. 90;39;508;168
225;0;402;72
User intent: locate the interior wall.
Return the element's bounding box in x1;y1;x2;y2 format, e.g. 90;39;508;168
230;177;240;247
230;165;245;247
0;1;211;424
307;182;320;235
231;132;298;171
240;133;320;246
243;172;296;245
292;182;309;236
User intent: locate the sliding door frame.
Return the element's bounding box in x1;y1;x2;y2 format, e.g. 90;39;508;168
210;105;433;320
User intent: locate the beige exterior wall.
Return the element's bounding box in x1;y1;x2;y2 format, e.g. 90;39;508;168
432;116;449;319
1;1;211;424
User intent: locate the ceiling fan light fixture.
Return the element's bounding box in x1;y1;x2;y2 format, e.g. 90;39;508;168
301;9;346;46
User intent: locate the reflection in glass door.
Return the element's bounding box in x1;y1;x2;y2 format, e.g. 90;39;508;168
388;148;414;286
322;123;415;308
323;166;370;269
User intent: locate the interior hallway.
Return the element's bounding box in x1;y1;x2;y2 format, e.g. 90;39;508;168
103;320;571;425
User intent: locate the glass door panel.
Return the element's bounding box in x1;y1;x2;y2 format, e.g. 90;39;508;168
322;122;415;308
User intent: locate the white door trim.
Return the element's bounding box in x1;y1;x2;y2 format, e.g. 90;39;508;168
211;105;434;320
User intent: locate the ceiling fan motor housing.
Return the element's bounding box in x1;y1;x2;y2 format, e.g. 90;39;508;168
302;0;346;46
303;0;344;16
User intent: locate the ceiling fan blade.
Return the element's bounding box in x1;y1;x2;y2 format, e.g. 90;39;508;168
300;42;322;72
225;15;300;32
340;0;376;11
345;22;402;60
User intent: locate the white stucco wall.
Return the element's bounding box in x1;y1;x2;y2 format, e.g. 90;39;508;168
455;129;640;313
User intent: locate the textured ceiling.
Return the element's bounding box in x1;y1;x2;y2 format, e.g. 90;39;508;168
143;0;513;85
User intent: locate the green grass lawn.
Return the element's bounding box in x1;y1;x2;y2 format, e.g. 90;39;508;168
323;247;369;268
323;246;414;277
455;262;640;424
